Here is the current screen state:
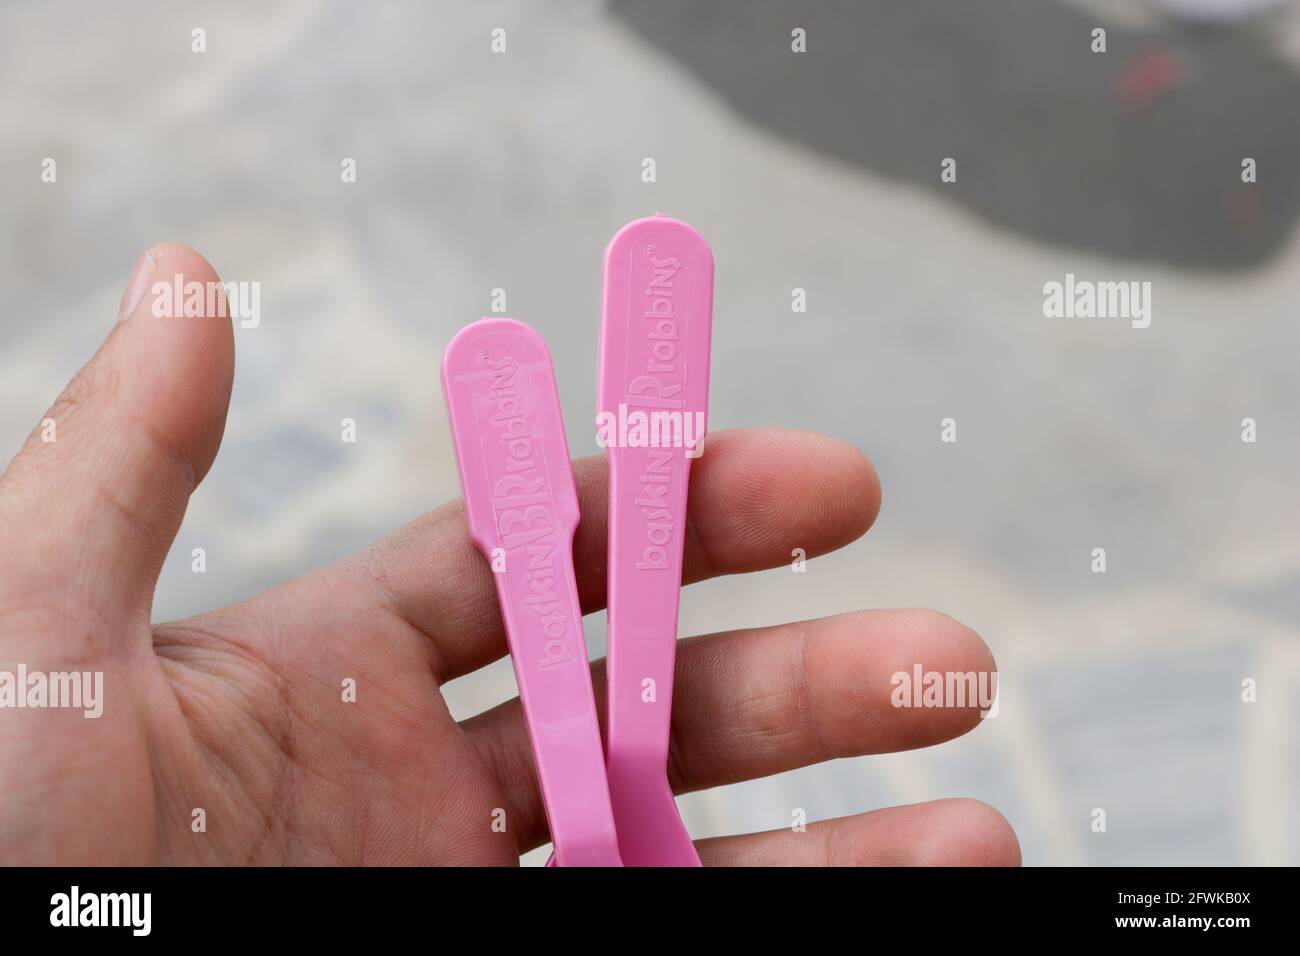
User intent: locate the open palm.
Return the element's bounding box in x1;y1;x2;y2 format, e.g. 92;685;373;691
0;243;1018;866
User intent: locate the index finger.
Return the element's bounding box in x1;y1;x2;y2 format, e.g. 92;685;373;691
275;427;881;683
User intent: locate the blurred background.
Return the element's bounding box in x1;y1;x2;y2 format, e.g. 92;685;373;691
1;0;1297;865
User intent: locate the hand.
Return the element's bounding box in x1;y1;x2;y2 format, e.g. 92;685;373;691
0;243;1019;865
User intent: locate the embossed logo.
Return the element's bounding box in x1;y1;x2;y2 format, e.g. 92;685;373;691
630;247;687;571
481;353;574;669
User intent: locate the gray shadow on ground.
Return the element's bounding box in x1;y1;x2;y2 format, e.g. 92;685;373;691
613;0;1300;270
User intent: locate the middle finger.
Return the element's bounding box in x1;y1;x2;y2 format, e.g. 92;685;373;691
463;607;997;852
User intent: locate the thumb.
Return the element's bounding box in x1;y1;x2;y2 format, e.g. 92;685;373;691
0;243;236;640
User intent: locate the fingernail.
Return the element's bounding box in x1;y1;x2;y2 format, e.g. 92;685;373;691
118;248;157;321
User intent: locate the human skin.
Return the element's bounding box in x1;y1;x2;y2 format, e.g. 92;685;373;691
0;243;1019;866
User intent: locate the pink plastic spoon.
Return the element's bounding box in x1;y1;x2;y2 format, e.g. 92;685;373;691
597;215;714;866
441;317;622;867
